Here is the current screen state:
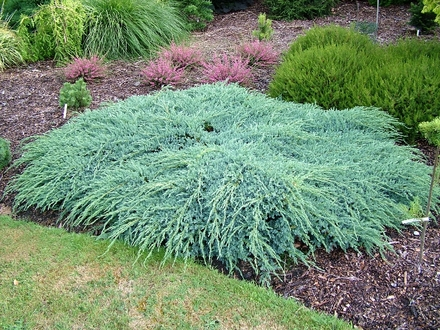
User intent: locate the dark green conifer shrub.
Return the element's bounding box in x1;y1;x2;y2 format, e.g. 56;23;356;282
174;0;214;30
7;83;437;281
211;0;254;13
367;0;411;6
2;0;50;28
264;0;339;20
268;26;440;142
59;78;92;109
0;137;11;171
409;0;438;33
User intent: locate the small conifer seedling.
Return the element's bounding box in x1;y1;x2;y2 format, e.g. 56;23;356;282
59;78;92;110
252;13;274;41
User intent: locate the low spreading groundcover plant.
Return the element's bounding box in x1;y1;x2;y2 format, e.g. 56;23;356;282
6;83;437;282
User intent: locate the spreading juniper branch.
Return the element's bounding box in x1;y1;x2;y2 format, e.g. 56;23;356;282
6;83;438;282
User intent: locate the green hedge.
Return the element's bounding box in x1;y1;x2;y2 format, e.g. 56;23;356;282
268;26;440;142
7;83;436;281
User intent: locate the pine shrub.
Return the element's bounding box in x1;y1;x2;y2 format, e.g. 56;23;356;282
173;0;214;31
237;40;279;67
59;78;92;109
64;55;105;82
268;26;440;142
409;0;438;33
7;83;437;281
141;58;185;89
0;137;11;171
252;13;274;41
82;0;189;60
201;54;253;85
264;0;339;20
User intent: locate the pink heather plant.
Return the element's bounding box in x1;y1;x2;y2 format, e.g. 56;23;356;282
201;54;253;86
238;40;280;67
141;58;185;89
158;42;203;69
64;55;105;82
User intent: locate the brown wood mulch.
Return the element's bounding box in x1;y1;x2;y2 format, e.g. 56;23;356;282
1;1;439;329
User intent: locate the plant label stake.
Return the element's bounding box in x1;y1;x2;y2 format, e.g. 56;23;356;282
414;118;440;265
63;104;67;119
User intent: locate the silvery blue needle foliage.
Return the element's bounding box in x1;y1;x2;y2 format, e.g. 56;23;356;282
6;83;437;282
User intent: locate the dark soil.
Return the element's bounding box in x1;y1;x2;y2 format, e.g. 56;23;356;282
1;1;439;329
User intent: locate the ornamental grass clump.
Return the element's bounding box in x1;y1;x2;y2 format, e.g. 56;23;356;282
0;7;23;71
82;0;188;59
7;83;437;282
64;55;105;82
0;26;23;71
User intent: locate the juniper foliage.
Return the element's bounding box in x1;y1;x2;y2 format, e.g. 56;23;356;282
7;83;437;281
0;137;11;170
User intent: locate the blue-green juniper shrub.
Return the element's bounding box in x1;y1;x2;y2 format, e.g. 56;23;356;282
7;83;438;281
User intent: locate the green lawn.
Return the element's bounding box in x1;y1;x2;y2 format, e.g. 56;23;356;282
0;215;352;329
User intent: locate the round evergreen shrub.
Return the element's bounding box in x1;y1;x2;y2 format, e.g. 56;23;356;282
268;26;440;142
0;137;12;171
285;25;376;55
7;83;437;281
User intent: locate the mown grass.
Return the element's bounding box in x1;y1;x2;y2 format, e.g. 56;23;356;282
0;215;352;329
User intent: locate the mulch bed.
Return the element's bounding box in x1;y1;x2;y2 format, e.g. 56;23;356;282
1;1;439;328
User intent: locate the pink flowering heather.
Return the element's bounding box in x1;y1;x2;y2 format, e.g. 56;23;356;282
238;41;280;67
201;54;253;86
158;42;203;69
64;55;105;82
141;58;185;89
